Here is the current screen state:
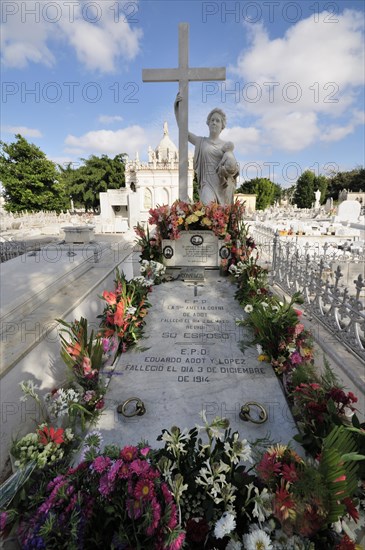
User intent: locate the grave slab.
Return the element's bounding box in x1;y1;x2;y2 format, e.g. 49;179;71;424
98;272;300;450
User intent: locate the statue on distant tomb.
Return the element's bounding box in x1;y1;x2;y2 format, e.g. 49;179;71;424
174;93;238;205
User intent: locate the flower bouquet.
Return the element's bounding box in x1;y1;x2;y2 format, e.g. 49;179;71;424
98;268;151;352
11;423;74;470
57;317;106;428
17;433;185;550
134;222;164;262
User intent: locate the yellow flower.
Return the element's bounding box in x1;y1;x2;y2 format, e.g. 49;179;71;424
267;443;287;457
177;217;184;225
194;210;204;217
201;217;212;226
186;214;199;224
258;354;270;362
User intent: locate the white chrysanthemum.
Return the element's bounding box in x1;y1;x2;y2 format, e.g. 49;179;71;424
256;344;263;355
244;304;253;313
226;540;242;550
126;306;137;315
243;528;273;550
214;512;236;539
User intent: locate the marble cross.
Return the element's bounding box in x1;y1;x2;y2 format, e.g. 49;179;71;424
142;23;226;202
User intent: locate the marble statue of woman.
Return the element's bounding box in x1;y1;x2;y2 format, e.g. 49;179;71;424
174;94;238;205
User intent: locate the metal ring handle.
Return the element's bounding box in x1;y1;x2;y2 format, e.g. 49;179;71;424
239;401;268;424
117;397;146;417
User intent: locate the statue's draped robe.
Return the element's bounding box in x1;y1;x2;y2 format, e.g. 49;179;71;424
193;137;235;205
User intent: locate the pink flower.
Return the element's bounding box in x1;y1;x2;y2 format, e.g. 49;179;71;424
127;498;142;519
290;351;303;365
120;446;138;462
83;390;95;402
0;512;8;532
91;456;111;473
294;322;305;336
82;356;92;374
129;458;151;477
98;473;115;497
95;399;104;410
134;478;155;501
145;497;161;536
166;532;186;550
140;446;150;457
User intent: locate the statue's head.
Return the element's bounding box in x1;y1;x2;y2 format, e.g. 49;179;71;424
206;108;226;130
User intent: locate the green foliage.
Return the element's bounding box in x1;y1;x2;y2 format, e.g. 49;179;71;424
293;171;329;208
134;223;164;262
0;135;68;213
237;177;276;210
192;171;200;202
59;153;126;212
326;167;365;200
293;170;314;208
319;426;363;522
241;291;304;359
57;317;103;372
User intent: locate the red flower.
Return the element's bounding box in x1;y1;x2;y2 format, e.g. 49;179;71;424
335;534;356;550
342;497;359;522
282;463;299;483
38;426;64;446
102;291;117;305
66;342;81;357
256;451;282;482
274;484;296;522
114;300;126;327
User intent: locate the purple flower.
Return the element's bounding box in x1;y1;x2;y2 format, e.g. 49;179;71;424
0;511;8;532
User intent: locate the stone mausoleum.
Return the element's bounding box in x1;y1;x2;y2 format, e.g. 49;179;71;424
99;123;194;232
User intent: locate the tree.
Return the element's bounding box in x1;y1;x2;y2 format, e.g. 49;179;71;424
293;171;329;208
236;178;276;210
293;171;315;208
60;154;126;212
326;167;365;200
0;135;68;213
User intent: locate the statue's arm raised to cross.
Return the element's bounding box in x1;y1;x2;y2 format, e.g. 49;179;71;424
142;23;226;202
174;92;198;146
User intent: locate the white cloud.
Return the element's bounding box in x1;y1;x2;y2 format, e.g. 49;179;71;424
53;1;143;73
1;125;42;138
64;126;147;157
229;9;364;152
222;126;261;154
98;115;124;125
1;4;56;68
320;109;365;143
1;1;142;72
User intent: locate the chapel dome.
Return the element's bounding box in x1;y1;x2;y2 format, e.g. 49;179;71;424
155;122;178;161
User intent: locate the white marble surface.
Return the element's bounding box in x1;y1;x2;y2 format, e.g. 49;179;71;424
98;272;300;450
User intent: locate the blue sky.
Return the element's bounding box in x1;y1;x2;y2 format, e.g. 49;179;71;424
1;0;364;188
